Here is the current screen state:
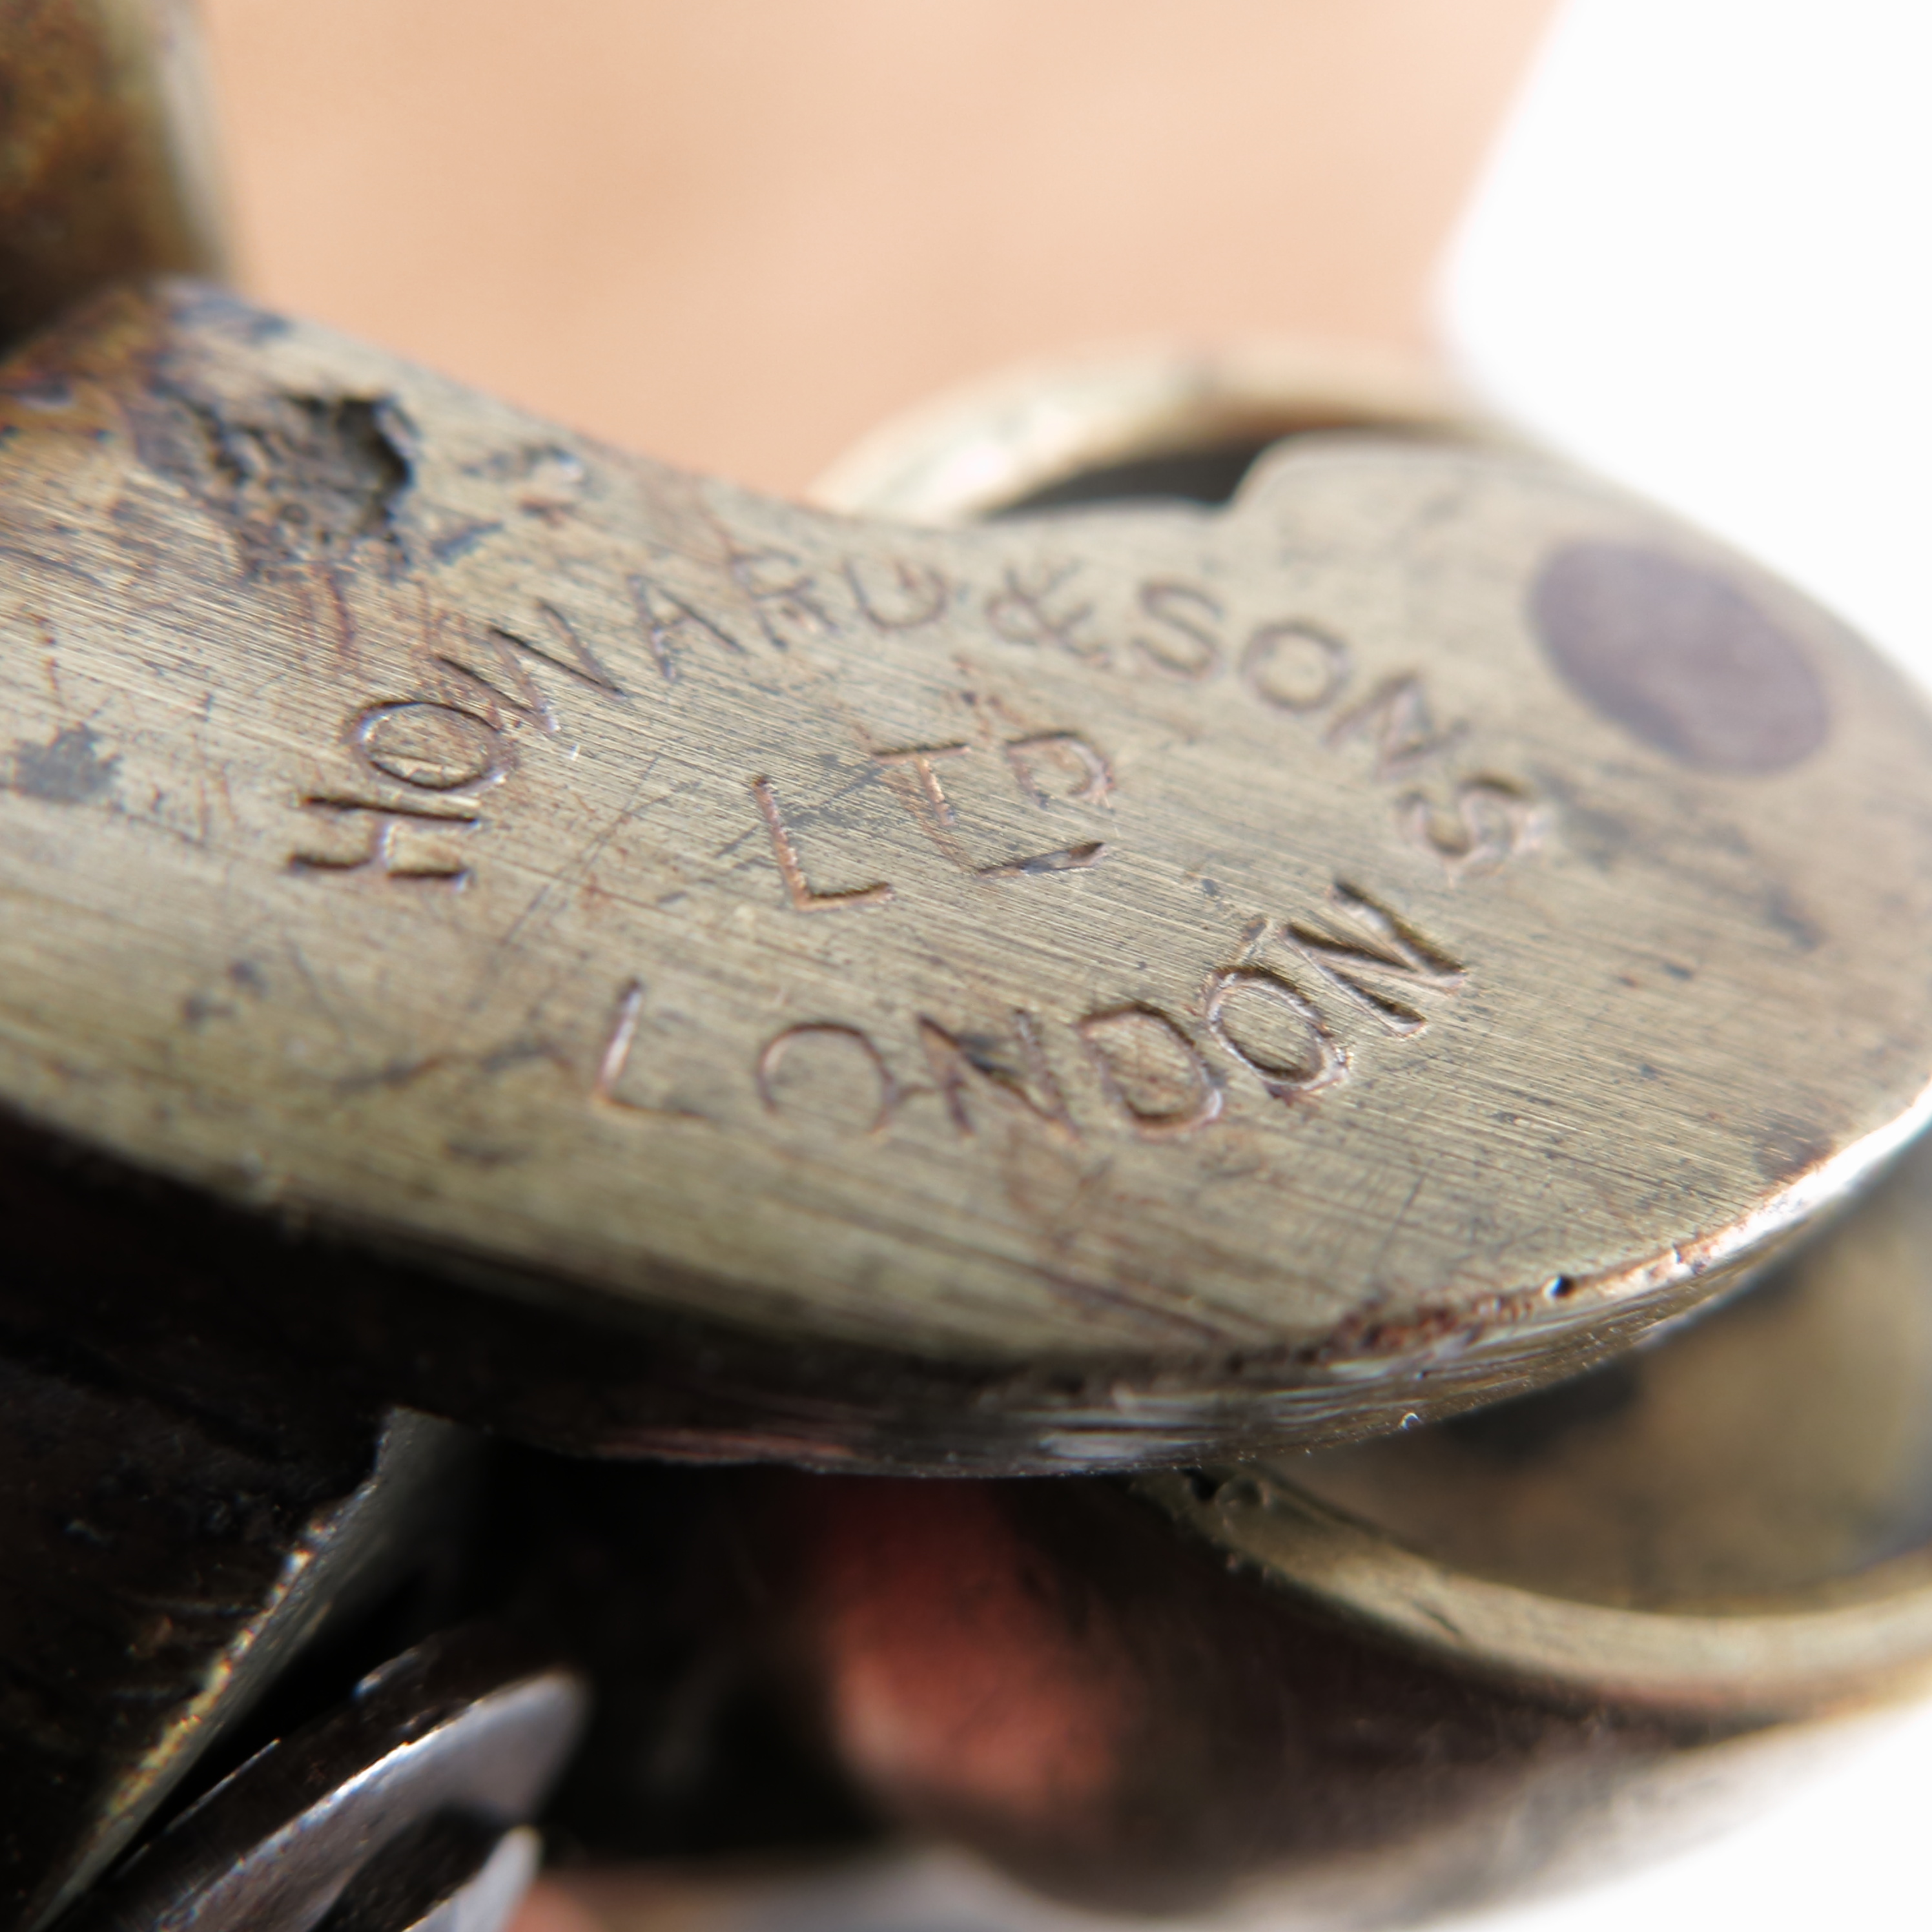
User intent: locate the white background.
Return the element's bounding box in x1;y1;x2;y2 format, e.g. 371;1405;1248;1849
1445;3;1932;1924
1445;0;1932;684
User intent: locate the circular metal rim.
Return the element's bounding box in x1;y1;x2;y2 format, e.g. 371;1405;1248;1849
810;338;1497;524
1138;1465;1932;1714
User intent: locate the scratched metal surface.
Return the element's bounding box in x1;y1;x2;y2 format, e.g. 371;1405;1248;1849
3;280;1932;1461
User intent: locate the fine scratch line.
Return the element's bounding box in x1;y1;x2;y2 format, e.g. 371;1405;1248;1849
976;841;1107;879
593;978;646;1102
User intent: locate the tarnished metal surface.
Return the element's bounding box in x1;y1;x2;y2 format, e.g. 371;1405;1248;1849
0;1;227;353
3;282;1932;1466
12;8;1928;1931
0;1394;471;1932
67;1629;584;1932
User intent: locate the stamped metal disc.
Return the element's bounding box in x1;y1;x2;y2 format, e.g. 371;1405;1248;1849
3;283;1932;1466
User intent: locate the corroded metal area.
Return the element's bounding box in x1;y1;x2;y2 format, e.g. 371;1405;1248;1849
3;281;1932;1464
0;1;227;352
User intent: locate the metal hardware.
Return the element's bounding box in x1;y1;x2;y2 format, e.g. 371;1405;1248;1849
0;1369;475;1932
66;1628;586;1932
810;340;1494;524
5;283;1931;1468
6;9;1932;1931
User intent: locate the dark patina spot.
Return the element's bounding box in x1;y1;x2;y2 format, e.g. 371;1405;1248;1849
1531;542;1829;773
8;723;118;803
134;386;412;577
